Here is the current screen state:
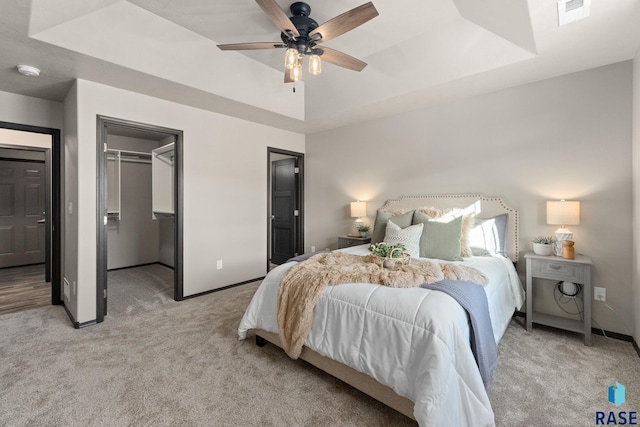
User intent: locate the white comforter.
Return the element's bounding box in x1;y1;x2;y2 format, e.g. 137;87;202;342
238;246;525;426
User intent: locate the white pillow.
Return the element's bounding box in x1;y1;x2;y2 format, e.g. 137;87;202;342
383;221;423;258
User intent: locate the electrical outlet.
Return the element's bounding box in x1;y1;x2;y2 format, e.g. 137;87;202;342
217;260;223;270
311;246;316;252
594;287;606;302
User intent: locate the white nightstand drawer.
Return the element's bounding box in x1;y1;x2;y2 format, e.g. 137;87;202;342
532;260;584;282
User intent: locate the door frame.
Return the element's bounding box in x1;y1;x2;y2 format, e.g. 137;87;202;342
267;147;304;271
96;116;184;323
0;120;62;305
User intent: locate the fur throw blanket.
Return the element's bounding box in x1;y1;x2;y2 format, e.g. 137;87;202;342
277;251;488;359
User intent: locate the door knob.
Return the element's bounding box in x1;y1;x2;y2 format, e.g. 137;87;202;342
37;219;46;224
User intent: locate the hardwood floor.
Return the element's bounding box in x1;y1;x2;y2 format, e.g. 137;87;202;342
0;264;50;316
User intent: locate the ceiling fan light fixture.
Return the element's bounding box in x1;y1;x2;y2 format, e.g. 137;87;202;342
309;54;321;75
290;60;302;82
284;48;298;70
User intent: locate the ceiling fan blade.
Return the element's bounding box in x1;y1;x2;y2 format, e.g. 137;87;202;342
309;2;378;44
255;0;300;39
217;42;286;51
320;47;367;72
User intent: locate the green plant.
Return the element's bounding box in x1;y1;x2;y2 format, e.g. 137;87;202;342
357;223;370;232
369;242;406;258
532;235;556;244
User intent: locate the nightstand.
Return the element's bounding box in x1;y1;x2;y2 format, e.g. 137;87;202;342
338;235;371;249
525;252;592;345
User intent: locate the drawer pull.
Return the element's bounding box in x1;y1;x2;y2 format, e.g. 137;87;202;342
549;264;562;270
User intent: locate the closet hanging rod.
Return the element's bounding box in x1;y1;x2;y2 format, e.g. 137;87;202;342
106;148;152;158
119;158;152;165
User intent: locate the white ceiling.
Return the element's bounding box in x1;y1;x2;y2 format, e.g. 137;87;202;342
1;0;639;134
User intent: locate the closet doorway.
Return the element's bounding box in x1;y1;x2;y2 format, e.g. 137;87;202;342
0;122;62;314
267;148;304;269
96;116;183;323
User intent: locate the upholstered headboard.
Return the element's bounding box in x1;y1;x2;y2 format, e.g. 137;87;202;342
379;194;519;262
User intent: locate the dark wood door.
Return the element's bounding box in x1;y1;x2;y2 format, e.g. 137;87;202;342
0;160;46;268
271;158;298;265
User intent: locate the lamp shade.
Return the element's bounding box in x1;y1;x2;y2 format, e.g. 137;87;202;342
547;200;580;226
350;201;366;218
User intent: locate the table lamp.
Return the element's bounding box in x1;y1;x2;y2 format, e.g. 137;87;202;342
350;201;367;236
546;200;580;256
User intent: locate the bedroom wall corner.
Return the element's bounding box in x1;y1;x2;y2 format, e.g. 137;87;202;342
632;48;640;345
68;79;304;323
305;62;633;335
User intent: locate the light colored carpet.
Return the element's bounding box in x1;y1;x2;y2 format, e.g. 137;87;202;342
0;264;638;426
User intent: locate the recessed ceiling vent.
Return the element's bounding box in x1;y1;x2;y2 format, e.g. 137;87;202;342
558;0;591;26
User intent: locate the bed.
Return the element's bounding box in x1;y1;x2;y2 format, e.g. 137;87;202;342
239;194;525;426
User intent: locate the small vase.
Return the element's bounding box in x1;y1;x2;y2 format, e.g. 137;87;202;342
359;231;368;238
533;243;553;256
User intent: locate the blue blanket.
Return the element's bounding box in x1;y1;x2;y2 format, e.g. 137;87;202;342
286;250;330;263
420;280;498;386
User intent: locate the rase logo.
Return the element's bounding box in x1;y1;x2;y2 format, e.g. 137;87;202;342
610;383;626;407
596;382;637;425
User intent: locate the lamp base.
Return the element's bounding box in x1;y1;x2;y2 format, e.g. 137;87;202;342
554;227;573;256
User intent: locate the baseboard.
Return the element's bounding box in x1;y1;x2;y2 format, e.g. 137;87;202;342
591;328;633;342
512;311;634;343
157;262;174;270
62;301;97;329
0;262;46;270
633;339;640;359
107;262;162;272
182;277;264;300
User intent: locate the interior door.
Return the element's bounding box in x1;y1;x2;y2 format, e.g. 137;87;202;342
271;158;298;265
0;160;46;268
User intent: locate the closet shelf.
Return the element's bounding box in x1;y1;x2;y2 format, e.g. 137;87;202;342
152;142;175;218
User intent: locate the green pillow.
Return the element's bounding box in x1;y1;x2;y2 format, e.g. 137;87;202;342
371;210;414;244
412;210;463;261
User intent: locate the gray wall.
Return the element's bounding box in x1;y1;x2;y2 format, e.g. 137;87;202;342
306;62;633;335
106;135;160;269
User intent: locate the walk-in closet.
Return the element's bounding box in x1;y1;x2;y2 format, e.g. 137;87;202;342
105;127;176;315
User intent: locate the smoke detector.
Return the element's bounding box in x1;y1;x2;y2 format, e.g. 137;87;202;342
17;65;41;77
558;0;591;26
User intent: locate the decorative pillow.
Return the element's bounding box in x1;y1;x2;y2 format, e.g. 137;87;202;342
470;247;492;257
412;210;463;261
371;209;414;244
468;214;508;256
383;221;423;258
416;207;473;257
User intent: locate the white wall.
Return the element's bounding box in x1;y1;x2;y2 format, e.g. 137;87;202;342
633;50;640;344
0;91;63;130
0;129;52;148
63;83;79;320
306;62;633;335
67;79;305;323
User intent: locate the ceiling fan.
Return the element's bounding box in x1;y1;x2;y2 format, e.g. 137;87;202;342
217;0;379;83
